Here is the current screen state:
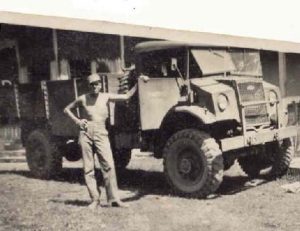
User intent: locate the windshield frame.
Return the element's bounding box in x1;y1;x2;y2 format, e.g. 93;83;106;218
190;48;236;76
229;49;263;77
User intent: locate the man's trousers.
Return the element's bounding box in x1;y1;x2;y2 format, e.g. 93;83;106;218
79;122;120;203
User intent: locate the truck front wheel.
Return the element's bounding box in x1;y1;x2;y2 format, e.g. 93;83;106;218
25;130;62;179
163;129;224;198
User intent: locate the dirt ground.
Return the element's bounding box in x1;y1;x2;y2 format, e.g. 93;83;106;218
1;152;300;231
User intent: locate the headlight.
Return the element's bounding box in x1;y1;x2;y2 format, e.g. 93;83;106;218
269;90;278;106
217;94;228;111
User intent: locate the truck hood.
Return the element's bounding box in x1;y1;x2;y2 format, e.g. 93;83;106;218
190;78;219;88
191;77;234;95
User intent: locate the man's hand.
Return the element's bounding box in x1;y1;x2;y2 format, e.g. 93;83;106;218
77;119;88;130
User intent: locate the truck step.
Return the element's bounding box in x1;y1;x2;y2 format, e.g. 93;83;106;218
0;156;26;163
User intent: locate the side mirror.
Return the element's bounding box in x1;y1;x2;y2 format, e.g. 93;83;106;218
171;58;178;71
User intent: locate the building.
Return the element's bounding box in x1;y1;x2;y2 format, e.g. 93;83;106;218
0;11;300;148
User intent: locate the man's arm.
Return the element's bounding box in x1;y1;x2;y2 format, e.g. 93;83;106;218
63;97;87;129
109;84;137;102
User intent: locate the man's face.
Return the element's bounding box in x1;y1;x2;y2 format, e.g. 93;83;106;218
89;80;102;94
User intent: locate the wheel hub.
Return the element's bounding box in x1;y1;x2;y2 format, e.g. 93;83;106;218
179;158;192;174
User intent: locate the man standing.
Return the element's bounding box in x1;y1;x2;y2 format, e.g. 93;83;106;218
64;73;136;209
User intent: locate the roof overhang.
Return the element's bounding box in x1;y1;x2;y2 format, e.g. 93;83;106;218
135;41;265;53
1;11;300;54
135;41;229;53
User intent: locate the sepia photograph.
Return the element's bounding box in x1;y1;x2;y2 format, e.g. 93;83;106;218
1;0;300;230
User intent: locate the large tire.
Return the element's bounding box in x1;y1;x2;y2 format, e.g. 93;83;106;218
108;126;132;172
59;140;82;162
223;156;236;171
25;130;62;179
113;148;132;172
270;138;294;177
163;129;224;198
238;138;294;178
238;153;267;178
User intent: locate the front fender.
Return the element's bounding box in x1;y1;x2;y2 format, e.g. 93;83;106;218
175;106;216;124
154;106;216;158
282;96;300;126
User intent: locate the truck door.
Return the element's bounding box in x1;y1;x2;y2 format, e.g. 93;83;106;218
137;49;186;130
138;76;180;130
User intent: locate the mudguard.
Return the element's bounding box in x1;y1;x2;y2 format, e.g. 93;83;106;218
175;105;216;124
282;96;300;126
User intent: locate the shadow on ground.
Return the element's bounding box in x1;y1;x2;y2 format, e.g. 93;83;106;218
217;175;270;196
0;166;272;201
49;199;91;207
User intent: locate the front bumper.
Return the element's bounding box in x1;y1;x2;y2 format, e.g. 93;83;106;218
220;126;297;152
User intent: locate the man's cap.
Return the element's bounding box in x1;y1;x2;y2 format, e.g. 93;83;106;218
87;73;101;84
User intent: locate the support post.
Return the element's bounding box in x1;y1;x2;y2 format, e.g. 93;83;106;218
50;29;60;80
15;41;29;83
120;35;125;70
91;60;97;74
278;52;287;97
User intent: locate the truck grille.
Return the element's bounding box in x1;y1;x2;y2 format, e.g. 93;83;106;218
237;82;269;126
238;82;265;102
244;104;269;125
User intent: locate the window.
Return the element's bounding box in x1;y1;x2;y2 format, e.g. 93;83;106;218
139;49;186;78
69;59;90;79
229;49;262;76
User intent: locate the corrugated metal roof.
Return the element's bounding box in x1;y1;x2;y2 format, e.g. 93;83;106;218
1;11;300;53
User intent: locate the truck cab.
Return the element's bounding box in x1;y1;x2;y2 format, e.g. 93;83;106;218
112;41;298;197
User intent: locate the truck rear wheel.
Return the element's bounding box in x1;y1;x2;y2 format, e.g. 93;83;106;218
163;129;224;198
238;138;294;178
113;148;132;172
25;129;62;179
270;138;294;177
59;140;82;162
238;153;267;178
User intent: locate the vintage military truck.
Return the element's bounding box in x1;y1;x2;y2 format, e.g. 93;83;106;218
10;41;300;198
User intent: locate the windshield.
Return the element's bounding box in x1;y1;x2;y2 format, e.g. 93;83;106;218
229;50;262;76
137;47;262;79
190;49;235;76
